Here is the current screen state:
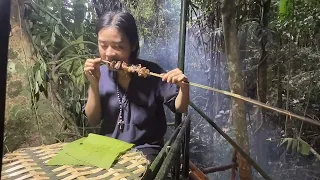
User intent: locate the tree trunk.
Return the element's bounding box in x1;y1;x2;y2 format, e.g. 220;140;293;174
214;2;222;124
220;0;253;179
4;0;61;152
276;61;284;108
256;0;271;172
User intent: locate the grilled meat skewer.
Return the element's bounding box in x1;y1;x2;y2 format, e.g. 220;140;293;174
102;60;150;78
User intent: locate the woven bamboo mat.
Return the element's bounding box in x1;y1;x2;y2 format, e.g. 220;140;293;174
1;143;149;180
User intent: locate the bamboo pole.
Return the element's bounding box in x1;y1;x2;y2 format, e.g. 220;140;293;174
154;115;191;180
145;125;181;180
101;60;320;127
148;72;320;127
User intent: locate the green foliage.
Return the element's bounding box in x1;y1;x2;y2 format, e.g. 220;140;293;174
279;137;311;156
272;0;320;46
266;1;320;125
279;0;294;20
23;0;98;136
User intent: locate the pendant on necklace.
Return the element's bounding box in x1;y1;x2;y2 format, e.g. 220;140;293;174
118;120;124;130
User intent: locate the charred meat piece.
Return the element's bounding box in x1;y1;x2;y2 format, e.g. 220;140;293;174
114;61;122;70
128;64;141;73
107;60;117;71
127;64;150;78
121;62;129;71
137;67;150;78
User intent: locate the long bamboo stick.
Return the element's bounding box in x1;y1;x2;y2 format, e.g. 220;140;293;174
101;60;320;127
149;72;320;127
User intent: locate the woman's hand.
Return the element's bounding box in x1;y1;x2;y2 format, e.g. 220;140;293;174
161;68;189;88
84;58;102;88
162;68;190;113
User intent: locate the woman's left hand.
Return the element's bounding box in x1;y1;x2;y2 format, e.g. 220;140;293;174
161;68;189;87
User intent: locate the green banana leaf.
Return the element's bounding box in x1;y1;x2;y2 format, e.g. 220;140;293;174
46;133;135;169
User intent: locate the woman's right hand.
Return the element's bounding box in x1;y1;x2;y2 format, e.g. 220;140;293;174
84;58;102;87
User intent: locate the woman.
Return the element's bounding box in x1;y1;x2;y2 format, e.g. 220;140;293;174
83;10;189;162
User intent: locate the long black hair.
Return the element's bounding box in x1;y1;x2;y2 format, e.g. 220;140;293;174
96;11;140;61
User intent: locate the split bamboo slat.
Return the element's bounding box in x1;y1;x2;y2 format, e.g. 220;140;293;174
1;143;148;180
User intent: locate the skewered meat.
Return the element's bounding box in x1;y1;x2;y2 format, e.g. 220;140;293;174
106;60;124;71
107;60;118;71
137;67;150;78
105;60;150;78
114;61;122;70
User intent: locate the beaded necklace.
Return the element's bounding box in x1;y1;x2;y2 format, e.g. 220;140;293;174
115;70;130;131
116;84;126;131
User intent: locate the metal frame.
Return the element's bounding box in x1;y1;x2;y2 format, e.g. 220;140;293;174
155;115;191;180
174;0;189;179
190;102;271;180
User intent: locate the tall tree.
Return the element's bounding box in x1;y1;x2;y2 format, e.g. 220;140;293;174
256;0;271;172
220;0;253;179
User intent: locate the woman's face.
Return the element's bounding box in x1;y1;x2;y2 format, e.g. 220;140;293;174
98;27;132;64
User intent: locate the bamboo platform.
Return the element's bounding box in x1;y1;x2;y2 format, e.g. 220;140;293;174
1;143;149;180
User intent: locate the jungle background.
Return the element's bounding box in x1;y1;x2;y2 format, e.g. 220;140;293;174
4;0;320;179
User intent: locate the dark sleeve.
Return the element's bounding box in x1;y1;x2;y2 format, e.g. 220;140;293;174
154;66;179;113
158;80;179;113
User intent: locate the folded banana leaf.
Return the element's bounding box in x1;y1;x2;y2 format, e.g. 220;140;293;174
46;133;134;169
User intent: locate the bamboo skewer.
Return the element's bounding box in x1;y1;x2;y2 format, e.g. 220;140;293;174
149;71;320;126
101;60;320;127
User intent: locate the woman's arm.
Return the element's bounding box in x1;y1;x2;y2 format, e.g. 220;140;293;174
83;58;102;126
161;68;190;113
84;85;102;126
175;83;190;113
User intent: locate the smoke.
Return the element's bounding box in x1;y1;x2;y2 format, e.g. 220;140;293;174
137;1;234;179
138;2;180;71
